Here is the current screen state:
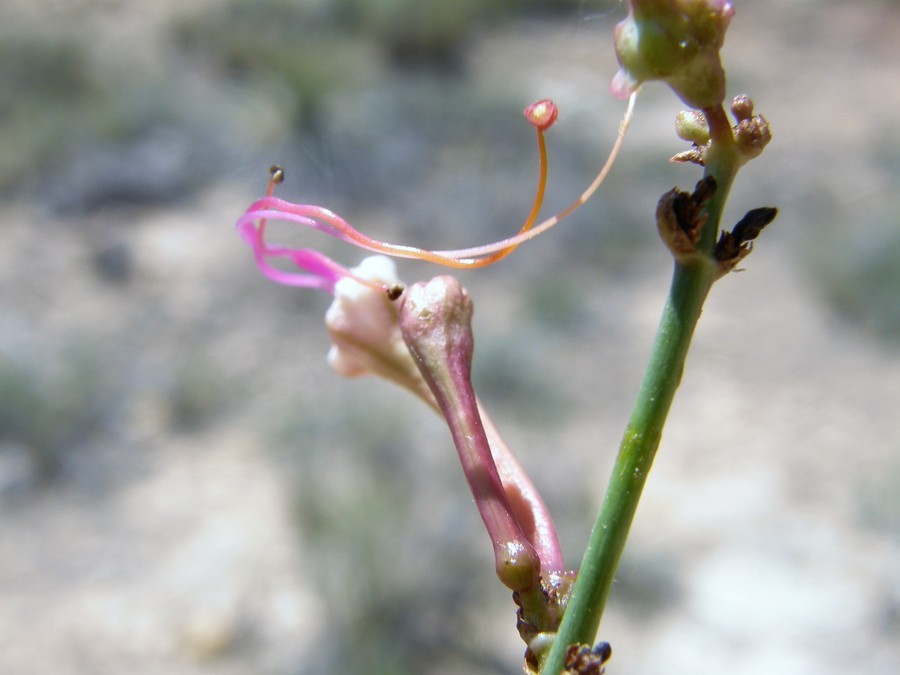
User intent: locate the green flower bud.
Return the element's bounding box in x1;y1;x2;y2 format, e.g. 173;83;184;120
611;0;735;109
675;109;710;144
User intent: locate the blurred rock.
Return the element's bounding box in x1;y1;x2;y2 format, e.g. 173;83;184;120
44;126;203;216
91;242;133;285
181;607;241;661
0;442;42;498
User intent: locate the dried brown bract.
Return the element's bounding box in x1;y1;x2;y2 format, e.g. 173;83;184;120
670;145;708;166
656;176;718;259
715;206;778;274
563;641;612;674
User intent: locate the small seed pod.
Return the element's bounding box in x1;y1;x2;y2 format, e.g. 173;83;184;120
730;94;754;122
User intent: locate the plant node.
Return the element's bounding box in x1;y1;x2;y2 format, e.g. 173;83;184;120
516;571;578;673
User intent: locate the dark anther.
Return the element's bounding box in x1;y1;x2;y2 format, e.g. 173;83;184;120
657;175;719;258
386;284;405;301
592;642;612;663
269;165;285;184
692;175;718;205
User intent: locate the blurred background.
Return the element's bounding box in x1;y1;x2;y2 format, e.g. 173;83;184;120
0;0;898;673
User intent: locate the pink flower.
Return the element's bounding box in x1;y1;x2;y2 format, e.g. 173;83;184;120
234;97;637;583
235;169;399;296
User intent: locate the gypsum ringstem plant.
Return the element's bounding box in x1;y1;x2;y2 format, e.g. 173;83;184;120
235;1;777;671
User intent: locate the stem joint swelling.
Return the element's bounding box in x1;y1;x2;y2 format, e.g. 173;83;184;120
657;171;778;278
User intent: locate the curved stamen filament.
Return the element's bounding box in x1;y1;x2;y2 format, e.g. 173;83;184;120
434;90;638;260
473;119;550;266
248;165;396;295
241;92;637;281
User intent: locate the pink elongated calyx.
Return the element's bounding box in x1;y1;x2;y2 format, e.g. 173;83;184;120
399;277;548;591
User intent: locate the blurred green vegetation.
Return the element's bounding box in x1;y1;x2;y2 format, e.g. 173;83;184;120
857;457;900;540
0;36;97;190
167;353;235;432
0;35;187;196
0;347;109;479
334;0;590;68
473;333;573;427
804;135;900;345
0;0;602;197
520;275;593;333
819;225;900;341
335;0;490;68
170;0;594;134
171;0;376;131
610;548;683;620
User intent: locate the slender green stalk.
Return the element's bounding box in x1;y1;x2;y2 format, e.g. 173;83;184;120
540;108;739;674
540;257;715;673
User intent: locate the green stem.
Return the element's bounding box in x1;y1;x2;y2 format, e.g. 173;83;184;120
540;257;715;673
540;107;738;674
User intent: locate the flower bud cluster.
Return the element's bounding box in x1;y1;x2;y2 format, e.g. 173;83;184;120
731;95;772;162
671;96;772;167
